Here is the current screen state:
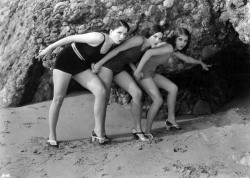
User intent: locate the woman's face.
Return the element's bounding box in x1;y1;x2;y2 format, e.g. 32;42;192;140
175;34;188;50
148;32;163;47
109;26;128;44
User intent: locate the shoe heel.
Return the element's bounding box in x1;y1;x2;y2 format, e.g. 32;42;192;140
133;133;139;140
91;131;105;144
165;121;181;130
144;133;154;140
165;125;171;131
104;135;110;142
132;130;149;142
47;139;58;148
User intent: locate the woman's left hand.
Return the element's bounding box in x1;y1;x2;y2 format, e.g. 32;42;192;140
134;70;144;80
201;62;212;71
36;47;51;60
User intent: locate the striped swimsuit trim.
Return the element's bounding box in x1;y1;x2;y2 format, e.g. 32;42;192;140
71;43;85;61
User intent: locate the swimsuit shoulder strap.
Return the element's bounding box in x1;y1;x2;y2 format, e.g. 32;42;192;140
99;32;106;45
141;36;146;45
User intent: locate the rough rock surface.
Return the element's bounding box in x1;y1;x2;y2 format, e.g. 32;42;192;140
0;0;249;115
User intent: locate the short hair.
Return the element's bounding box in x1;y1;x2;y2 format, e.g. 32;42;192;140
109;19;130;32
140;25;163;38
167;27;191;53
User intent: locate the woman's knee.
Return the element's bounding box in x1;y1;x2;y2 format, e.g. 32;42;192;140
92;85;107;99
152;95;163;107
170;84;178;94
130;87;142;101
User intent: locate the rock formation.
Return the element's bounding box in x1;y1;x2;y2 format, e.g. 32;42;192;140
0;0;249;116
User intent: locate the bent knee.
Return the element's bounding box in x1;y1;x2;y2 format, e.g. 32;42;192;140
157;97;163;106
130;88;142;100
170;84;178;93
92;86;106;98
152;95;163;106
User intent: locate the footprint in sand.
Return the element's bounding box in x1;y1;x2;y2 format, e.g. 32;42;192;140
27;106;38;110
37;117;46;120
3;121;11;130
0;130;10;134
173;145;188;153
0;141;6;146
23;122;34;128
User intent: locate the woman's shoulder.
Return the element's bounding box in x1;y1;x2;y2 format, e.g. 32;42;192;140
153;42;174;52
154;42;167;48
120;36;144;48
164;43;174;53
84;31;105;40
127;36;144;43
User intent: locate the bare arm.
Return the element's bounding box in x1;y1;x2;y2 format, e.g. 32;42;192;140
155;42;167;47
129;42;167;72
174;52;211;70
129;63;144;80
99;36;143;65
134;44;174;76
36;32;104;58
129;63;136;71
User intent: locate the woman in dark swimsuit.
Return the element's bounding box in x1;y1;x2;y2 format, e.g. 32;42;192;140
36;20;129;146
134;27;211;137
92;25;163;141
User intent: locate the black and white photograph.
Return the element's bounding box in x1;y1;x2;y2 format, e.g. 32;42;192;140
0;0;250;177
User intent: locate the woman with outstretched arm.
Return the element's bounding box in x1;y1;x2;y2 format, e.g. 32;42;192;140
36;20;130;146
133;27;211;138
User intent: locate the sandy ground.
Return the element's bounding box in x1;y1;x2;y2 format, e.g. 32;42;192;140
0;91;250;178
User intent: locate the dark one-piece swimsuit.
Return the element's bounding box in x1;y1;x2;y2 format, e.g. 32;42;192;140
54;33;113;75
103;37;151;76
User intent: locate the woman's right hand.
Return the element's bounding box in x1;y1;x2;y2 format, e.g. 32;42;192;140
36;47;51;60
134;70;144;80
92;62;102;74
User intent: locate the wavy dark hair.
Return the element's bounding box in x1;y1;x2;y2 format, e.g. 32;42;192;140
167;27;191;53
140;25;163;38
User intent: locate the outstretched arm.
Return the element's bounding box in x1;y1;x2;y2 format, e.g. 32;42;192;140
174;52;211;70
92;36;143;73
36;32;104;59
134;43;173;77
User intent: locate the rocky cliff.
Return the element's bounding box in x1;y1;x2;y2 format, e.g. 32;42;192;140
0;0;249;115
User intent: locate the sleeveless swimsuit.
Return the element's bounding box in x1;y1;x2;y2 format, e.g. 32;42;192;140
54;33;111;75
103;37;151;76
141;52;174;79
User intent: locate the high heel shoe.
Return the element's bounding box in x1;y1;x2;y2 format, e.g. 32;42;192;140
91;130;105;144
103;134;111;142
165;121;182;131
132;129;149;141
144;133;154;140
47;139;58;148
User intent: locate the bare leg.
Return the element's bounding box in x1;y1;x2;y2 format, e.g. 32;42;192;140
49;69;72;141
113;71;143;132
97;67;113;134
73;69;106;138
139;77;163;134
153;74;178;125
